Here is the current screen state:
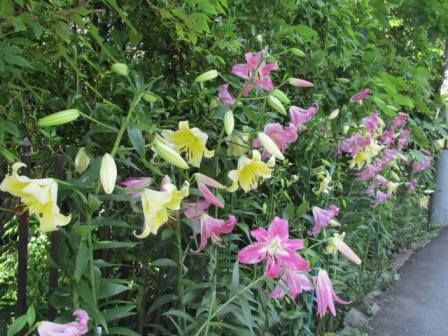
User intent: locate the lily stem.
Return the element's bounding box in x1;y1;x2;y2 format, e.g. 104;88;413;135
194;276;265;336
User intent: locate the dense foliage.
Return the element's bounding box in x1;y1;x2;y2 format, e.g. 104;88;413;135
0;1;446;335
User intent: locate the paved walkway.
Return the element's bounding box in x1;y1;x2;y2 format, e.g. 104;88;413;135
369;227;448;336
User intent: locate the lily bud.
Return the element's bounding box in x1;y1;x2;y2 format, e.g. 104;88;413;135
290;48;305;57
257;132;284;160
328;109;339;120
268;96;287;115
143;92;158;103
288;78;314;88
272;89;290;104
75;147;90;174
100;153;117;194
111;63;129;76
336;78;350;84
152;140;189;169
195;70;218;83
224;110;234;136
38;109;80;127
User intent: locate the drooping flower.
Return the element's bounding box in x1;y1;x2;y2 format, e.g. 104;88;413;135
270;269;313;300
339;134;371;156
362;111;384;136
412;151;433;172
381;130;395;145
232;51;278;95
193;214;236;252
315;269;349;317
351;88;370;102
227;150;275;192
326;233;361;265
195;173;225;208
372;191;393;207
313;170;331;195
238;217;309;278
253;123;298;159
0;162;71;232
219;84;236;106
397;128;411;150
120;177;152;197
163;121;214;168
407;179;417;193
37;309;89;336
288;78;314;88
289;104;319;129
391;112;409;130
349;141;382;169
309;205;339;236
100;153;117;194
135;176;189;238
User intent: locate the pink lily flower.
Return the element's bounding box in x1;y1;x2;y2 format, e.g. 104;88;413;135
407;179;417;193
270;268;313;300
184;200;211;224
309;205;339;236
412;151;433;172
391;112;409;130
289;78;314;88
252;122;298;159
289;104;319;129
238;217;309;278
351;88;370;102
372;191;393;207
195;173;225;208
218;84;236;106
397;128;411;150
315;269;349;318
232;51;278;95
358;164;378;181
381;130;395;145
38;309;89;336
339;133;371;156
362;111;383;136
120;177;152;197
193;214;236;252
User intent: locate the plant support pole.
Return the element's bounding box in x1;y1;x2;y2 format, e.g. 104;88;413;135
17;137;32;317
48;151;64;319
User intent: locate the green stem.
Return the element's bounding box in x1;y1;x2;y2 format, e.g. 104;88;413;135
194;276;266;336
24;323;38;336
204;247;218;336
111;92;143;157
87;233;98;309
176;218;186;329
79;111;118;132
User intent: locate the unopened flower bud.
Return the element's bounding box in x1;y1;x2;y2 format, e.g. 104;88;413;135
38;109;80;127
328;109;339;120
224;110;235;136
195;70;218;83
152;140;189;169
290;48;305;57
288;78;314;88
143;92;158;103
111;63;129;76
268;96;287;115
100;153;117;194
257;132;284;160
272;89;290;104
75;147;90;175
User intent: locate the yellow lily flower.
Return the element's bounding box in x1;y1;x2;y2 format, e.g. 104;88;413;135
0;162;71;232
135;176;189;238
349;142;382;169
227;132;250;157
227;150;275;192
163;121;214;168
313;169;331;195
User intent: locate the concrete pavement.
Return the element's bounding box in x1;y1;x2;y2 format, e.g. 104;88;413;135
369;227;448;336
